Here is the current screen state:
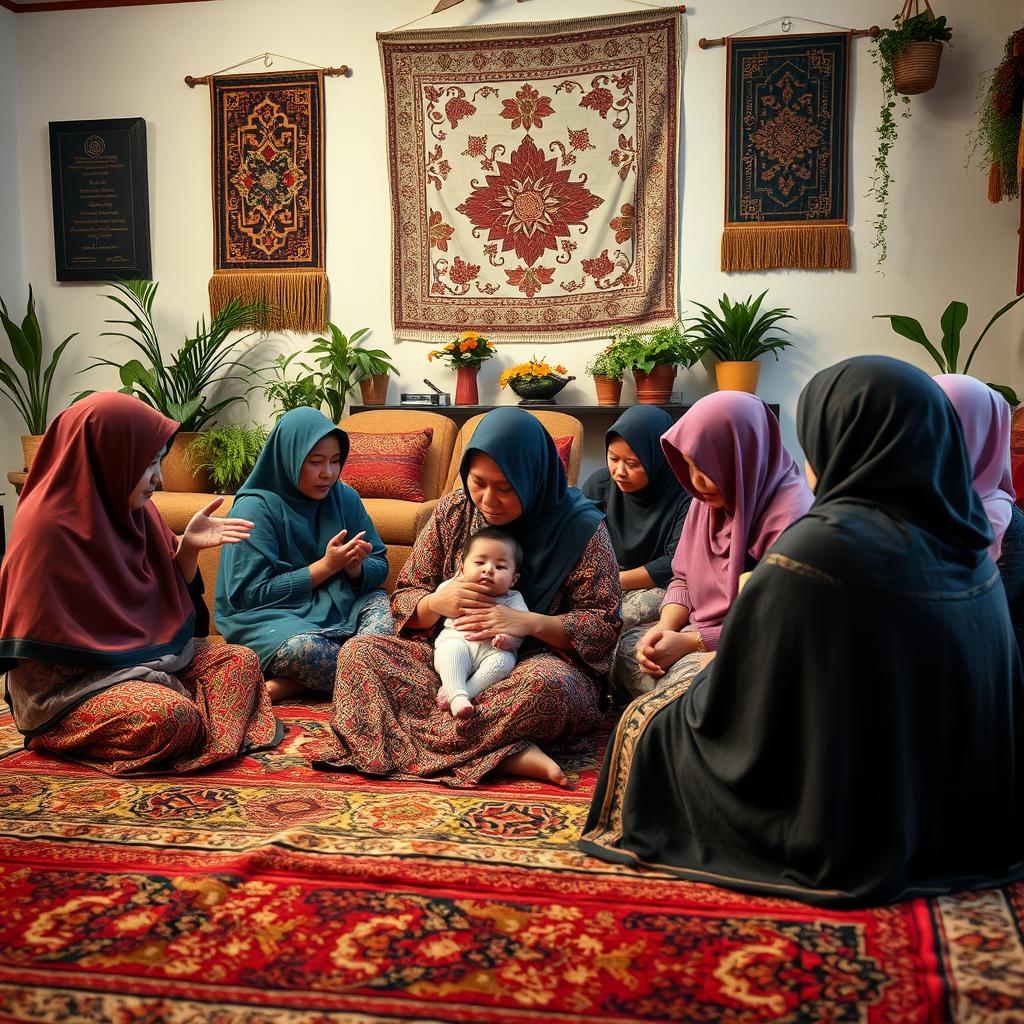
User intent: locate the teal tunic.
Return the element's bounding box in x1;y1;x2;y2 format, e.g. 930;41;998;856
215;408;388;668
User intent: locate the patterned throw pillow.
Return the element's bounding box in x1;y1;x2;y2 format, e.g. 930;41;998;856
342;428;434;502
553;434;574;477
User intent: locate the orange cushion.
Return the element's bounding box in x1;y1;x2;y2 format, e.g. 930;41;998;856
342;428;434;502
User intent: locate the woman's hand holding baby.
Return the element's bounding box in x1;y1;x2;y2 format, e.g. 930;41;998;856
456;603;534;642
427;580;496;620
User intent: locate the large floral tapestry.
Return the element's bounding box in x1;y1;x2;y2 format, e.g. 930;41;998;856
210;70;327;332
723;33;851;271
379;9;681;342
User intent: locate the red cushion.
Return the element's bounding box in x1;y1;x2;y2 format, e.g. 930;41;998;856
342;428;434;502
553;434;573;476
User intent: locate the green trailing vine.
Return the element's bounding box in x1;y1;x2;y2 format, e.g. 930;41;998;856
868;12;952;266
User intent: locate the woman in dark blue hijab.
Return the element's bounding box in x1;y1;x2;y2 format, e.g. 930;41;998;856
583;406;691;698
312;407;621;787
216;408;393;702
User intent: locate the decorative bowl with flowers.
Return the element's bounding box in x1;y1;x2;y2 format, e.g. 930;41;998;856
498;357;576;405
426;331;496;369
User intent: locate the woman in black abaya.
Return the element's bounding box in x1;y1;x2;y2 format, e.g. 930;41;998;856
580;356;1024;907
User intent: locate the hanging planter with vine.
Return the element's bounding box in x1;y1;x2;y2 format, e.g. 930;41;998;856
968;26;1024;204
867;1;952;266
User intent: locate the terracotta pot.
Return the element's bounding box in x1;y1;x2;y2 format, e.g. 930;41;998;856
455;366;479;406
893;40;943;95
359;373;390;406
715;360;760;394
160;432;213;493
20;434;44;472
593;375;623;406
632;364;676;404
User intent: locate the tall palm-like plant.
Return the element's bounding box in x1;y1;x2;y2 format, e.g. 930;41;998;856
874;294;1024;405
688;291;794;362
0;286;77;435
75;279;266;431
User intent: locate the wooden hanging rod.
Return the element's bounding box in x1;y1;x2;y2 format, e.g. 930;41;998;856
699;26;878;48
185;66;350;87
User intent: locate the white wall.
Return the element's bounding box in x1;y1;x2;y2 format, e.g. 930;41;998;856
0;8;23;541
2;0;1023;524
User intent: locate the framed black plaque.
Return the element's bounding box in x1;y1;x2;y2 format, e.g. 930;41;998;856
49;117;152;281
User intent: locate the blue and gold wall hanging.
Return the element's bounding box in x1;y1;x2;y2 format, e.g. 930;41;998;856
723;32;851;271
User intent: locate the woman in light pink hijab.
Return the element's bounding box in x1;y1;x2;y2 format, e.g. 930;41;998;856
628;392;813;696
933;375;1014;562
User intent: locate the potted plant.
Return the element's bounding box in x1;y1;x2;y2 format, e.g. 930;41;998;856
73;279;267;491
967;27;1024;204
0;286;77;472
868;5;953;265
185;423;269;494
688;291;794;395
305;325;398;419
874;293;1024;405
427;330;496;405
251;352;321;419
498;356;575;405
616;323;698;404
584;342;628;405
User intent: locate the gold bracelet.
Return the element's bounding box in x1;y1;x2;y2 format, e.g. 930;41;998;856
693;632;706;654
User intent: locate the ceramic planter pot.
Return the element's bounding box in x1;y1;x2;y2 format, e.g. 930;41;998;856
593;375;623;406
715;360;760;394
161;432;213;493
632;364;676;404
509;375;574;405
359;373;390;406
20;434;44;473
455;366;479;405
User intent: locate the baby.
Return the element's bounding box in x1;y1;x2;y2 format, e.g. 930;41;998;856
433;527;529;719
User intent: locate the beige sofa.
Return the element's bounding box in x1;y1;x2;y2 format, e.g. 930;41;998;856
152;408;582;635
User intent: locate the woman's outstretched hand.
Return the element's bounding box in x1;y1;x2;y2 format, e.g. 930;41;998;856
182;497;254;551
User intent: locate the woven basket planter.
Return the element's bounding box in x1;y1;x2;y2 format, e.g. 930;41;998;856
893;40;943;95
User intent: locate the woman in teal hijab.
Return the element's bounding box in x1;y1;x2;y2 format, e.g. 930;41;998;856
310;407;621;787
216;408;393;702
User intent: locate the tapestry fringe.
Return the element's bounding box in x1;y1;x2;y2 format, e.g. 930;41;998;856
721;225;851;272
209;271;328;334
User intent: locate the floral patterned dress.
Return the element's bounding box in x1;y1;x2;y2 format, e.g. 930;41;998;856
310;490;621;786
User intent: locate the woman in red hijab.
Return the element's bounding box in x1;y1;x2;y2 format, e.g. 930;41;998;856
0;393;281;774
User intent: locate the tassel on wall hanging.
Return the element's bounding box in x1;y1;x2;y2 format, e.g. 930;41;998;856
186;56;350;332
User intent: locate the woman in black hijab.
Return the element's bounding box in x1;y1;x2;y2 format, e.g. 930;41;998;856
583;406;691;698
580;356;1024;907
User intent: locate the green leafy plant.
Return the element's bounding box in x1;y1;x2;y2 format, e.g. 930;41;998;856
966;27;1024;202
688;292;794;363
875;294;1024;405
584;342;629;381
185;423;268;493
614;323;698;375
251;352;321;418
0;286;77;435
868;11;953;265
306;325;397;421
74;279;267;431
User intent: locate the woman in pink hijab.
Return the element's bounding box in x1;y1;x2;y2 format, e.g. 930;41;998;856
934;374;1023;623
627;392;813;696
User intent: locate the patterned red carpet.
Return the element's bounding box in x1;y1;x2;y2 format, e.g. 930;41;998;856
0;705;1022;1023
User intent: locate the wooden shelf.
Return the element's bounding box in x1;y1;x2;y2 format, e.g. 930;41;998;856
348;402;779;424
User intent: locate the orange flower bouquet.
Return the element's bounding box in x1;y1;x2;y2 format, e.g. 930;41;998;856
427;331;496;369
499;356;575;405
